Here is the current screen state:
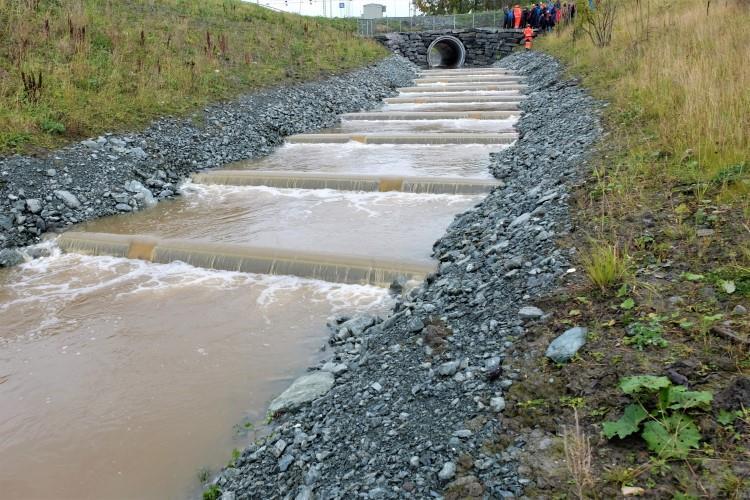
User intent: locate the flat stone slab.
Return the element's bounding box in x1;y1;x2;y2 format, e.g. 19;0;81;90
268;371;335;414
518;306;544;320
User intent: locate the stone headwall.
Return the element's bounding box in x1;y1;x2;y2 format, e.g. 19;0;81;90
375;29;525;67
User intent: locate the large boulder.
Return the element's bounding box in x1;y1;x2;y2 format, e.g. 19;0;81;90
268;371;335;414
546;327;588;363
0;248;25;268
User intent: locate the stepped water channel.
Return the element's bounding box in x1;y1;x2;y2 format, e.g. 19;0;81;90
0;66;524;499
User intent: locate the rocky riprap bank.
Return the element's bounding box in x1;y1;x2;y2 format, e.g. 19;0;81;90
214;52;601;499
0;56;415;264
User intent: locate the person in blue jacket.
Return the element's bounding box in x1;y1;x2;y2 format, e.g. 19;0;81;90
532;3;542;28
548;3;557;31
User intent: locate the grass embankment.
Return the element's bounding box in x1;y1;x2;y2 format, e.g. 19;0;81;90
0;0;387;155
502;0;749;497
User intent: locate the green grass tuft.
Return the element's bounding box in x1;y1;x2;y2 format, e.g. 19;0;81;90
581;242;629;291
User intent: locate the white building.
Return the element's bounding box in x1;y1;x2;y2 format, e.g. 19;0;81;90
362;3;386;18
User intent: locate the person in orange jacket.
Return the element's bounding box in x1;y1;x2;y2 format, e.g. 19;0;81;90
523;24;534;50
513;4;523;28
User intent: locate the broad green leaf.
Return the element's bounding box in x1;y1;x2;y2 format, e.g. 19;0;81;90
616;283;629;298
602;404;648;439
678;319;694;330
666;386;713;410
642;414;701;459
720;280;736;294
620;298;635;310
702;314;723;323
619;375;671;394
680;272;704;282
717;410;738;426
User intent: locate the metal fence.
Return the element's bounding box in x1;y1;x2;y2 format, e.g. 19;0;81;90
358;11;505;37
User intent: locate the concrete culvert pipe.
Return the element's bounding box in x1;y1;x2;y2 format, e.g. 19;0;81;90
427;36;466;69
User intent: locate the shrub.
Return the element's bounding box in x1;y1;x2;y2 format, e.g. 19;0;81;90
40;119;65;135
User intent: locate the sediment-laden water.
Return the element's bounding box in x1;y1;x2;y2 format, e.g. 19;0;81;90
0;67;519;499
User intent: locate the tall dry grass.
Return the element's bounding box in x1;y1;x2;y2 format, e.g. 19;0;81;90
540;0;749;190
563;409;595;499
0;0;386;154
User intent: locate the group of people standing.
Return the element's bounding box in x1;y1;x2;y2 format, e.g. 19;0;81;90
503;2;577;32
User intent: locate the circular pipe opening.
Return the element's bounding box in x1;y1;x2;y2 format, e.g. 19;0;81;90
427;36;466;69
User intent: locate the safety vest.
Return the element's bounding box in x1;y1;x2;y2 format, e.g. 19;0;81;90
523;27;534;40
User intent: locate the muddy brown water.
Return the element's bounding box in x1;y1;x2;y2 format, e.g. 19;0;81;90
0;253;391;499
0;68;517;499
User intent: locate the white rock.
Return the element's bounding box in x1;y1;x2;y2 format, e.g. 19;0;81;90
438;461;456;481
268;372;335;414
490;396;506;412
25;199;42;214
518;306;544;319
438;360;460;377
509;212;531;228
53;190;81;209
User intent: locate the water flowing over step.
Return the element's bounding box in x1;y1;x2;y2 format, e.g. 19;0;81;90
418;68;517;76
384;95;524;104
398;84;526;93
414;80;524;87
191;171;502;194
284;133;517;145
416;76;523;84
341;111;517;120
58;232;434;287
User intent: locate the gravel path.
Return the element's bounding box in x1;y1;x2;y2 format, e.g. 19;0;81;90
213;51;602;500
0;56;415;264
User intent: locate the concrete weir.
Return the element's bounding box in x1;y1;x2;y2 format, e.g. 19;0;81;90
57;232;434;287
384;95;524;104
416;76;523;84
192;170;502;194
415;80;523;87
419;68;516;75
398;84;526;93
341;111;517;120
284;133;517;145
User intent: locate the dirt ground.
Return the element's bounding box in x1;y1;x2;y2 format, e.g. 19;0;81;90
486;175;750;499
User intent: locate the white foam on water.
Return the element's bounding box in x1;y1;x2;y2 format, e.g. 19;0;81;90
396;89;522;96
0;243;392;344
382;102;521;112
340;118;518;133
181;182;482;218
276;141;504;151
234;141;503;178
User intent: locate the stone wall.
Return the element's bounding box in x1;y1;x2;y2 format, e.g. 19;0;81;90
375;28;525;67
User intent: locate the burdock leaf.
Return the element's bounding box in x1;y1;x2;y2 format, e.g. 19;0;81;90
666;386;713;410
602;404;648;439
619;375;671;394
642;414;701;459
